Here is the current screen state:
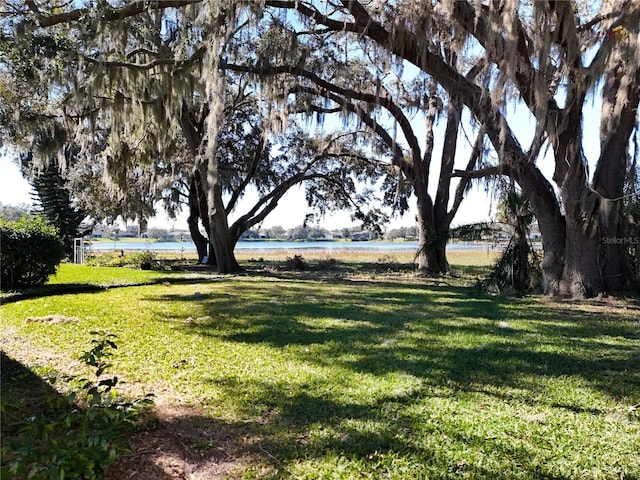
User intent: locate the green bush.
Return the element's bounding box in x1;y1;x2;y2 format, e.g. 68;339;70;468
1;215;66;290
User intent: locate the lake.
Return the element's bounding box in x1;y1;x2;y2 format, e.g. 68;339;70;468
88;240;501;253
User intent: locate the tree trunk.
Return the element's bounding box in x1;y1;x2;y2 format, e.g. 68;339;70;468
137;216;147;238
415;185;448;274
512;225;531;292
207;181;241;273
597;200;634;291
559;169;633;297
549;101;636;298
188;203;209;263
561;222;602;298
416;212;430;273
508;160;566;294
188;175;208;262
589;64;640;293
424;238;449;275
552;142;612;297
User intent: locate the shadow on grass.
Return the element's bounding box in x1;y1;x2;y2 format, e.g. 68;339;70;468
0;351;69;436
152;278;639;401
134;275;640;477
0;275;222;305
198;376;582;479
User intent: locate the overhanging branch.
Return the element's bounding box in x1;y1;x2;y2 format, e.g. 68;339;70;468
35;0;203;28
453;165;503;179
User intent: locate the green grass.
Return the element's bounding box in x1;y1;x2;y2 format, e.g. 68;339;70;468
1;265;639;479
46;263;171;285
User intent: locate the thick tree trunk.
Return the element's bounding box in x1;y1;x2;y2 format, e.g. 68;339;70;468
416;214;450;275
589;64;640;293
560;221;603;297
560;174;634;296
415;185;448;274
552;138;636;297
597;200;634;291
207;182;241;273
425;240;449;275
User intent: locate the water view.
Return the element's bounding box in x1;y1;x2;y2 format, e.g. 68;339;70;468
88;239;501;253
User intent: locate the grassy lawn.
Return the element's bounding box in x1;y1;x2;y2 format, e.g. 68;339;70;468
1;261;639;479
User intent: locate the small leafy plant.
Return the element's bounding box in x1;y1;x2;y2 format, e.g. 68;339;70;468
2;331;154;480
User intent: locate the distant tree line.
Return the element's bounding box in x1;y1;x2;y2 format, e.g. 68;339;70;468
0;203;32;222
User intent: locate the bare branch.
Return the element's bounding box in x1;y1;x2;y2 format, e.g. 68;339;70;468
82;55;177;71
292;85;407;170
225;135;265;214
264;1;360;33
25;0;41;16
446;127;486;225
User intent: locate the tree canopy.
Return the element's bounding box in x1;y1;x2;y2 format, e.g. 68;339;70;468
1;0;638;294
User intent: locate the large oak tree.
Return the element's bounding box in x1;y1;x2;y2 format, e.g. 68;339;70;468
2;0;391;272
255;0;639;296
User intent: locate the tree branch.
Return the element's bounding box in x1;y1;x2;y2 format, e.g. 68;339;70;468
82;55;177;71
453;165;503;179
35;0;202;28
445;127;486;226
264;1;360;33
450;1;559;119
223;61;421;168
226;134;265;214
292;85;409;173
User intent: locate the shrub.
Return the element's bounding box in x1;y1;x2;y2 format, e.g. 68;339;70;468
127;250;157;270
87;250;159;270
483;239;542;294
1;331;154;479
286;254;309;271
1;215;66;290
318;257;339;270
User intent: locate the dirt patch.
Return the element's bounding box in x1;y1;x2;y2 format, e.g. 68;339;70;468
25;315;80;324
104;405;254;480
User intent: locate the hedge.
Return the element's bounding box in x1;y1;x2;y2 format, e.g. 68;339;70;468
1;215;66;290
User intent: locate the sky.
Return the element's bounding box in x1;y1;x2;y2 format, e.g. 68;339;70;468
0;154;494;230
